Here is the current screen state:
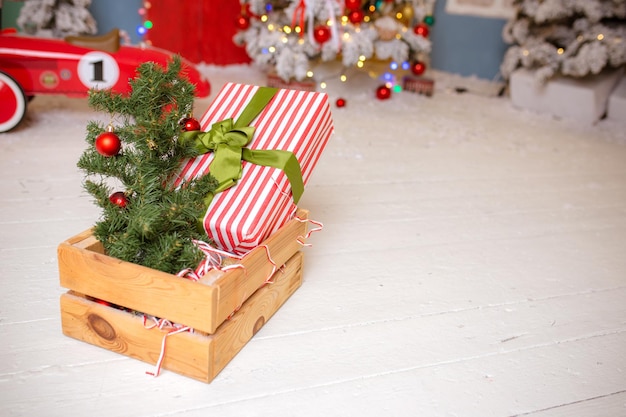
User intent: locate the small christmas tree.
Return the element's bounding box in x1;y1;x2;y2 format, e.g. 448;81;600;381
17;0;97;38
77;57;217;275
234;0;436;84
500;0;626;83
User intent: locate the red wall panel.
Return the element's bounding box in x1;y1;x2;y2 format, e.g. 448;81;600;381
146;1;250;65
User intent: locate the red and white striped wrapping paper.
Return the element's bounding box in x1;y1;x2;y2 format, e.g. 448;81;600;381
174;82;333;255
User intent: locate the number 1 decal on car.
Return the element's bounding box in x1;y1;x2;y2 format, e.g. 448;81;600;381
77;51;120;90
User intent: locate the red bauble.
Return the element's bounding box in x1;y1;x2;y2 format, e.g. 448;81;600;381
411;61;426;75
95;130;121;157
376;85;392;100
413;23;429;37
236;14;250;30
348;9;364;24
345;0;361;10
181;117;201;131
94;298;112;307
313;25;332;44
335;98;346;108
109;191;129;208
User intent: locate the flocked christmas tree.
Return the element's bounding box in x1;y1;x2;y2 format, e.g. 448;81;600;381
500;0;626;83
17;0;97;38
77;57;217;275
234;0;436;85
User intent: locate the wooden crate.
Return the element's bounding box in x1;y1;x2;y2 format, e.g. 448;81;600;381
58;209;308;334
60;251;303;383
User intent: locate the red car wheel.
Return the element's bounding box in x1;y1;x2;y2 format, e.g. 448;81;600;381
0;71;27;133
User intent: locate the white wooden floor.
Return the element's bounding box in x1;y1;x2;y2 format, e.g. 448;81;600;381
2;65;626;417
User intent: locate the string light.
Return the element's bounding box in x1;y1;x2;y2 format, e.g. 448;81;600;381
320;82;327;89
137;2;153;38
306;70;314;78
340;74;347;82
557;48;564;54
597;34;604;41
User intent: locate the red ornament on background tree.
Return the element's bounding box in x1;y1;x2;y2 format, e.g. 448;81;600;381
411;61;426;76
313;25;332;44
413;23;429;37
109;191;129;208
95;126;121;157
348;9;364;24
236;14;250;30
335;98;346;108
376;85;392;100
180;116;201;131
345;0;361;10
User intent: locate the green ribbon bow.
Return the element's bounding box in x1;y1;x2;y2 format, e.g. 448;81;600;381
180;87;304;209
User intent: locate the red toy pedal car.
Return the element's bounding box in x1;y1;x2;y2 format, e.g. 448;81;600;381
0;28;210;132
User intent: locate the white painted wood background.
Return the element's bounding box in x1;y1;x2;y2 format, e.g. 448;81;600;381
1;65;625;417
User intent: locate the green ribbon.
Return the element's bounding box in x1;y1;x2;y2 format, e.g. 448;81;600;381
180;87;304;209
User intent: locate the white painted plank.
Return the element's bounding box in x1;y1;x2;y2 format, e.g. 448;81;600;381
511;390;626;417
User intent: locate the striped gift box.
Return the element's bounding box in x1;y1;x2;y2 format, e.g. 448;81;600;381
175;82;333;255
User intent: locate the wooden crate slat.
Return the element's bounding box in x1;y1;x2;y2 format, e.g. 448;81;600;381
58;242;218;333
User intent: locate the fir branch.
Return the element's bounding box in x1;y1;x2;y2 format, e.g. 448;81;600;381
78;56;216;274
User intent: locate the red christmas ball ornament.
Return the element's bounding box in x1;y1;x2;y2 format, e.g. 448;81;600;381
345;0;361;10
413;23;429;37
94;298;112;307
313;25;332;44
236;14;250;30
95;128;121;157
411;61;426;76
109;191;129;208
180;116;201;131
376;85;392;100
335;98;346;108
348;9;364;24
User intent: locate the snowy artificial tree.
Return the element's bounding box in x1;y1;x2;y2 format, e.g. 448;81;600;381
234;0;436;85
500;0;626;83
17;0;97;38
